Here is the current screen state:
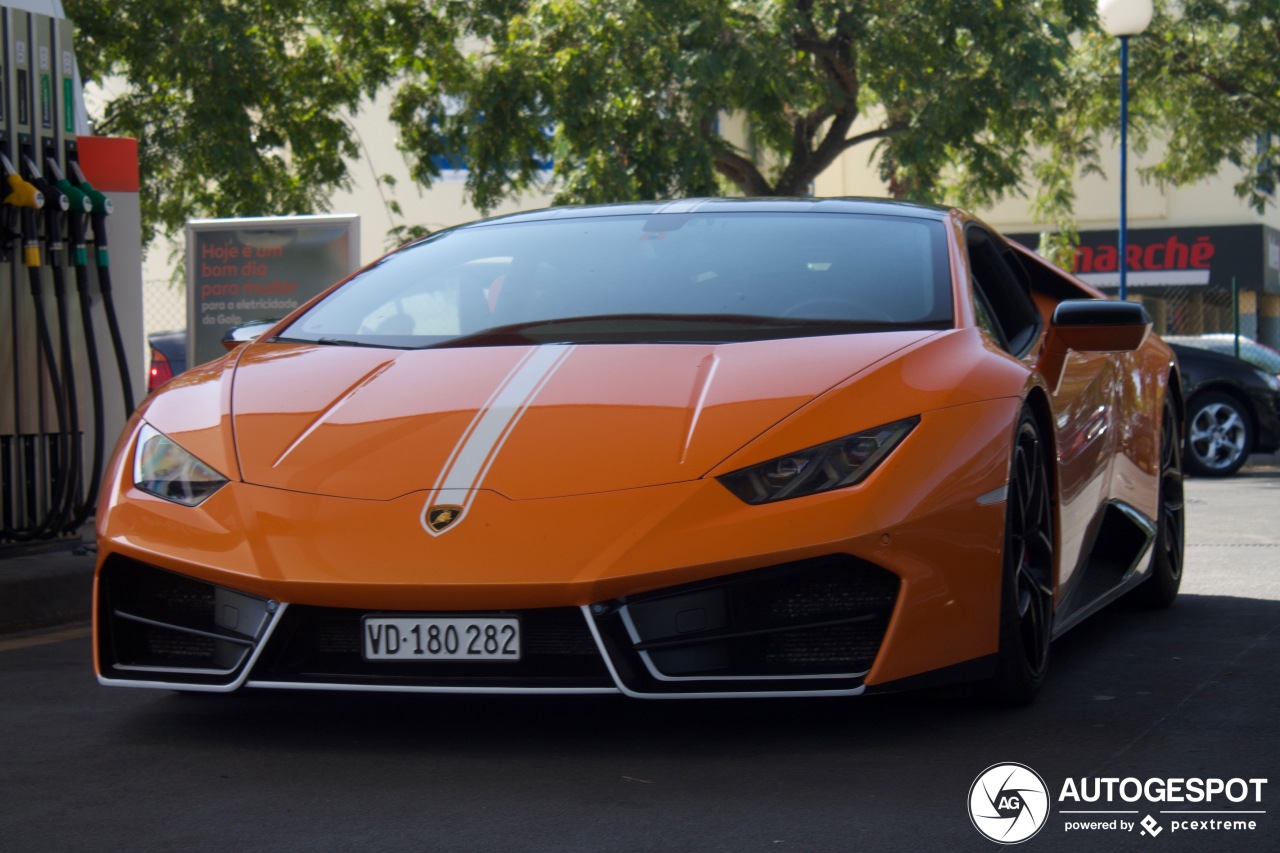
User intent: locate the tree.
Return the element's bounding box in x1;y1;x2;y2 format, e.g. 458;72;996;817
382;0;1093;213
1007;0;1280;263
66;0;386;244
1134;0;1279;212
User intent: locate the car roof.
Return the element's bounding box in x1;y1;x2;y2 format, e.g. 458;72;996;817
444;197;953;233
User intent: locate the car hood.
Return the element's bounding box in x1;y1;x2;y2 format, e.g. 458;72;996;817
226;333;937;500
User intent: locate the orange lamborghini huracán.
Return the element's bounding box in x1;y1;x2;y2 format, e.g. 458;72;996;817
95;199;1183;704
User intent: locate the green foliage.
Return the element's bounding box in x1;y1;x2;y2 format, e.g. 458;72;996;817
380;0;1088;212
1134;0;1279;212
1015;0;1278;253
66;0;383;244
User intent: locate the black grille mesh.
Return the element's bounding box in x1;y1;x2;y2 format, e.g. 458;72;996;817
252;605;612;688
594;554;900;692
97;557;269;684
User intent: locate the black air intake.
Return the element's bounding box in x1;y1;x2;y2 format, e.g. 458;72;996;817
591;555;899;694
97;557;276;685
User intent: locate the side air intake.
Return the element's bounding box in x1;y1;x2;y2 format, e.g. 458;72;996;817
589;555;900;695
97;557;277;686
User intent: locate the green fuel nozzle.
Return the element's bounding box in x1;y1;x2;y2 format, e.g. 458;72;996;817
47;158;91;266
68;160;111;267
68;159;112;217
46;158;90;214
47;156;93;266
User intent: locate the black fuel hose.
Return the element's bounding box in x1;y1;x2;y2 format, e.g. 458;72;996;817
53;158;105;526
69;263;105;525
26;262;74;536
71;161;135;416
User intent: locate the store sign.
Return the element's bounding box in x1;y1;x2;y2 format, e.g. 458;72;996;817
186;215;360;367
1073;233;1214;286
1009;225;1280;293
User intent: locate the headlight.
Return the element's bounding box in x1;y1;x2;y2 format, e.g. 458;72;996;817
717;417;919;505
133;423;228;506
1253;368;1280;393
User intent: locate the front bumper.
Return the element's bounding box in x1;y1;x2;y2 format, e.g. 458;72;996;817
96;553;902;697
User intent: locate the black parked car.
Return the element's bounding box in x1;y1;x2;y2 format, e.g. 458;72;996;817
1169;343;1280;476
1165;334;1280;381
146;329;187;392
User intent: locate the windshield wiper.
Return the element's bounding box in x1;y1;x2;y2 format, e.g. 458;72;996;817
424;314;800;349
317;337;404;348
270;335;408;349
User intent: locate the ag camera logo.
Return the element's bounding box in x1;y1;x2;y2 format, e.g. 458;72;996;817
969;762;1051;844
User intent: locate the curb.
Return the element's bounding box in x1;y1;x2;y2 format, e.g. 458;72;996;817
0;542;95;635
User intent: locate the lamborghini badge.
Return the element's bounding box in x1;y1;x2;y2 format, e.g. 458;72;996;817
427;505;463;532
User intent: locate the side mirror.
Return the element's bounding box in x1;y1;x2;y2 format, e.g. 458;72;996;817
221;319;279;352
1038;299;1151;393
1048;299;1151;353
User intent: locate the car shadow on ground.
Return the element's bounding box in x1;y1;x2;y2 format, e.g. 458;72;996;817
1241;451;1280;473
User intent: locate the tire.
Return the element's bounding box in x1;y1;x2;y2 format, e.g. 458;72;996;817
1129;393;1184;609
1184;390;1253;476
982;407;1055;706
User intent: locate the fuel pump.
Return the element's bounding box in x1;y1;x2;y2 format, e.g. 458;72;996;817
1;4;144;542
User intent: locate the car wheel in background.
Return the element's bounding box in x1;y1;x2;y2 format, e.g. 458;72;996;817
1128;393;1184;609
982;408;1055;706
1184;391;1252;476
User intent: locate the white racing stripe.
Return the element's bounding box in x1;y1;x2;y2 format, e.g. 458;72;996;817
420;345;576;536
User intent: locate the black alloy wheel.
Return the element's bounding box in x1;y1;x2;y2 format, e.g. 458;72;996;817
1130;393;1184;608
983;408;1056;705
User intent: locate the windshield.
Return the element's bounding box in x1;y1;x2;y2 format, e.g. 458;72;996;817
280;211;953;348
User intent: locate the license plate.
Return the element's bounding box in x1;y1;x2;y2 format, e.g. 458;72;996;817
362;616;521;661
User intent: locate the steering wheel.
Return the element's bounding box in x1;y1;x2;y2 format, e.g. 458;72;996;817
780;298;892;323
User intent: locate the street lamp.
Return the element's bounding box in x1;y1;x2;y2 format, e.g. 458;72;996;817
1098;0;1153;300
